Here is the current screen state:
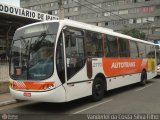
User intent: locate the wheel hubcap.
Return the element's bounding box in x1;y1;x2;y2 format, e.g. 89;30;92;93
95;84;102;96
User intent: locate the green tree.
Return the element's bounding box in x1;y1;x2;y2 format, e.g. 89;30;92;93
122;28;146;40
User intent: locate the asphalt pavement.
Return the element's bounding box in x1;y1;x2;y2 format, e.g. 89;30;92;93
0;93;17;107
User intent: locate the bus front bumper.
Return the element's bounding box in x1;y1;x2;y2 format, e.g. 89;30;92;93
9;85;66;103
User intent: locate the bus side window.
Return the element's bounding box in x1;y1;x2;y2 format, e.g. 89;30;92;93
129;40;139;58
118;38;130;57
86;31;103;57
64;28;85;80
150;45;156;58
138;42;146;58
146;44;151;58
104;34;118;57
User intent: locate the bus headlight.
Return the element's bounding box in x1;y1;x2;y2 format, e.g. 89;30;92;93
48;85;55;89
43;83;55;90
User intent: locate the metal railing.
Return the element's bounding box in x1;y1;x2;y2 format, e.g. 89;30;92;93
0;59;9;81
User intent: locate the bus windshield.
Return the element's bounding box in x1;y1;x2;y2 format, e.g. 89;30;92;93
10;22;59;80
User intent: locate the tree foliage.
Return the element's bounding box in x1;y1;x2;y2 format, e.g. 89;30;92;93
122;28;146;40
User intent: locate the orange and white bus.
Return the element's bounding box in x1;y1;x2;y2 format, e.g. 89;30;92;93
9;19;157;102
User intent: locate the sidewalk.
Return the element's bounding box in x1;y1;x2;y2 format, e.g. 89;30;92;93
0;93;17;107
0;81;9;94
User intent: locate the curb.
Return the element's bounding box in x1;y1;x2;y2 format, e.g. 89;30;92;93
0;100;17;107
0;81;9;94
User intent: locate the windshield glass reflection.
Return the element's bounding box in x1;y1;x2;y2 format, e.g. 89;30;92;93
10;34;56;80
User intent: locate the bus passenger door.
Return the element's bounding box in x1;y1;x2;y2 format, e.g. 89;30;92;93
63;28;89;101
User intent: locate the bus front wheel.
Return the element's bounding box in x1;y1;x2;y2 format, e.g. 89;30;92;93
140;71;147;86
92;77;105;101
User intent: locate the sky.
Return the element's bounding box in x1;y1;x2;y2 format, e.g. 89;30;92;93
0;0;20;7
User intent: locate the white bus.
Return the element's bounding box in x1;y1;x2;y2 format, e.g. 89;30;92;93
155;45;160;75
9;19;157;102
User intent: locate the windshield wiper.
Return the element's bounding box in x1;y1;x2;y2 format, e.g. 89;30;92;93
35;32;47;44
30;32;47;52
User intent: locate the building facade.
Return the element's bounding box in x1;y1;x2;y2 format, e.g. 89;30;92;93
20;0;160;40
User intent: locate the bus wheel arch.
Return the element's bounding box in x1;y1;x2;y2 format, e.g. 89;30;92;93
91;73;106;101
140;69;147;86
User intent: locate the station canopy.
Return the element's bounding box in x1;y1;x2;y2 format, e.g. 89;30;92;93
0;3;59;59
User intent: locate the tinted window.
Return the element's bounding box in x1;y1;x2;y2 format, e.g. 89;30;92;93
64;28;85;80
146;44;151;58
146;45;155;58
104;34;118;57
150;45;155;58
10;35;55;80
86;31;103;57
118;38;130;57
130;41;139;58
138;42;146;58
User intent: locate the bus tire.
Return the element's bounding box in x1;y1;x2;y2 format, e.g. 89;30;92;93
140;71;147;86
92;77;105;102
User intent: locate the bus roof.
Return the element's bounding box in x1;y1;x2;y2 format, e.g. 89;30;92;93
17;19;155;45
61;19;132;39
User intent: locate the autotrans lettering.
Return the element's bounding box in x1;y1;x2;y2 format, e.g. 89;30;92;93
102;58;145;77
111;62;136;69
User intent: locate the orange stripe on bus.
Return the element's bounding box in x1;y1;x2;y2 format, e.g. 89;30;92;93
12;81;55;91
102;58;148;77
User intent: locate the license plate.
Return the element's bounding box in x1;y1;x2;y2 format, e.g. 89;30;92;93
23;92;31;97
